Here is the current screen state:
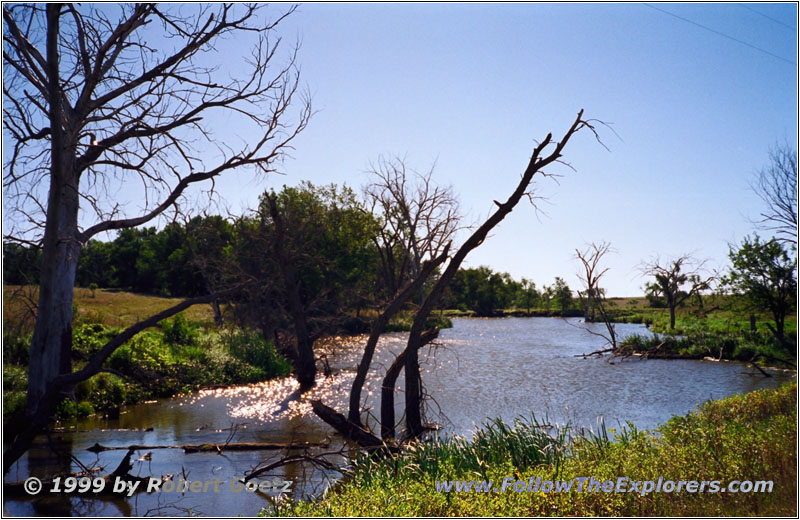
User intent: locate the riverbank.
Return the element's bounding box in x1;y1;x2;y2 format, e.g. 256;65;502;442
267;382;797;517
3;318;293;421
443;306;796;368
2;287;451;421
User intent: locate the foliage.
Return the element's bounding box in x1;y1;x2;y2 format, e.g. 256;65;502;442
225;182;382;343
552;277;573;314
619;326;796;365
3;331;31;366
725;235;796;341
270;383;796;517
0;323;293;417
161;314;198;346
224;329;293;379
443;267;579;317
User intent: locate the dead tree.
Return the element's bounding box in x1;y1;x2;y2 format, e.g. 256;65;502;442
397;110;598;439
348;249;450;426
750;143;797;246
640;255;715;330
3;3;310;474
575;241;613;322
364;156;461;303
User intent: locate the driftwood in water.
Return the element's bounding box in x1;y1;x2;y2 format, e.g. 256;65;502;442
575;341;711;361
243;452;340;482
749;359;772;378
574;348;614;359
87;440;328;454
309;400;398;453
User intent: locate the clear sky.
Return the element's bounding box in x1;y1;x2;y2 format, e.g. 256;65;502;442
9;3;797;297
214;2;795;296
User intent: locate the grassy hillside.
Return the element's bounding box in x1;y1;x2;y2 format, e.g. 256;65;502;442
3;285;216;333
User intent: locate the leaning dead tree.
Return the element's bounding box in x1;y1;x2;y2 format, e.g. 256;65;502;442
3;3;310;474
640;254;715;330
399;111;600;439
312;110;601;445
575;241;613;322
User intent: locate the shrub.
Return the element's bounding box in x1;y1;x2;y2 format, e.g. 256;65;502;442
76;401;95;418
226;329;292;379
72;323;117;361
74;373;130;412
3;332;30;366
55;398;77;419
3;391;26;417
161;313;198;346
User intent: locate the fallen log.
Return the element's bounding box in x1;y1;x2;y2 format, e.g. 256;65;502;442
87;440;328;454
749;360;772;378
243;452;341;482
309;399;399;454
574;348;614;358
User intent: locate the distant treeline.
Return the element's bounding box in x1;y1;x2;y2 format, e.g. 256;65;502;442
3;185;581;318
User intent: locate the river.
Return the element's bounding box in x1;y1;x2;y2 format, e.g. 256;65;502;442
4;317;793;516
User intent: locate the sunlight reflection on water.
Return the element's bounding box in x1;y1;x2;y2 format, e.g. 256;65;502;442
6;318;794;517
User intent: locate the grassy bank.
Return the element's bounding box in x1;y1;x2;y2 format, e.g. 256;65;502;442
3;315;291;420
441;295;796;336
617;329;796;366
2;286;450;421
269;383;796;517
3;285;217;333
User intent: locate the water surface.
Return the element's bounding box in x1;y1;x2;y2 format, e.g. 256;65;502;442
5;317;792;516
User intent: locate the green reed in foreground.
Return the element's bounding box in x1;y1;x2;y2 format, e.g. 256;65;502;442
266;382;796;517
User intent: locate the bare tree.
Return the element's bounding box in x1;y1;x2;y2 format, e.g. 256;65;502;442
750;143;797;246
575;241;612;322
309;111;600;444
398;110;598;439
640;254;715;330
3;3;310;473
364;156;461;302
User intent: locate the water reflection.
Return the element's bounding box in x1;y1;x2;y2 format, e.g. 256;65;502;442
5;317;793;516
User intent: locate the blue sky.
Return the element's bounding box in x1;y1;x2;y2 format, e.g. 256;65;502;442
213;2;795;296
7;3;796;296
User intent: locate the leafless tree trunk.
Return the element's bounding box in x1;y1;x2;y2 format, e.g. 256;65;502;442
399;110;597;439
348;248;450;426
575;241;612;322
3;3;309;473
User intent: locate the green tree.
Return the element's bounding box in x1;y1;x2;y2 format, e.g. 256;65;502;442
2;243;42;285
726;236;796;344
552;277;573;314
227;182;379;387
515;278;540;314
641;255;715;329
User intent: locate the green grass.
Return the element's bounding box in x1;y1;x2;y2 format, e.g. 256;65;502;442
4;285;217;334
3;317;292;420
269;383;797;517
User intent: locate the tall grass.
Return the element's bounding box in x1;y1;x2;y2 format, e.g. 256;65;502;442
271;383;797;517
